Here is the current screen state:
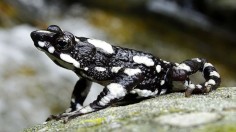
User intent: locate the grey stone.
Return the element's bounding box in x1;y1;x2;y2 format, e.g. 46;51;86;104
24;87;236;132
155;112;222;127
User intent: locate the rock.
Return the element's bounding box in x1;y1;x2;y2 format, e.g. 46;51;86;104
24;87;236;132
155;112;222;127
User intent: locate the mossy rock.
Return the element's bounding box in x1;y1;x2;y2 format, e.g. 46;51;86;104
24;87;236;132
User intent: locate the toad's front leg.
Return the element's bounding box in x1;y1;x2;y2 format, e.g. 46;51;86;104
46;78;92;121
62;70;144;123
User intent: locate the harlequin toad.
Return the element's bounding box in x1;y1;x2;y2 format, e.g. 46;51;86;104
30;25;221;122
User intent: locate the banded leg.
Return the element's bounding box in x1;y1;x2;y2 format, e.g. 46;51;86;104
46;78;92;121
61;71;144;122
171;58;221;97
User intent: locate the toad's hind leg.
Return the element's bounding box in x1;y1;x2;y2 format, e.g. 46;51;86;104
170;58;221;97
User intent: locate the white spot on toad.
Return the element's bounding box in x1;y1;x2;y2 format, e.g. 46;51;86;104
95;67;106;72
196;84;202;89
107;83;127;99
124;68;141;76
98;83;127;106
48;46;55;53
60;53;80;68
80;106;94;113
208;79;216;85
156;65;161;73
38;41;45;47
163;60;170;64
75;37;80;42
84;67;88;71
160;80;165;86
192;58;201;62
76;104;83;110
111;67;122;73
176;63;191;72
203;63;213;70
88;39;114;54
188;84;195;89
209;71;220;78
130;89;158;97
133;56;154;66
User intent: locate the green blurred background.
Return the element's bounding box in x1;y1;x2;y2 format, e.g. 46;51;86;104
0;0;235;131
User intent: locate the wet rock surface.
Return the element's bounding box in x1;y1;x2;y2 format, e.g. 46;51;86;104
24;87;236;132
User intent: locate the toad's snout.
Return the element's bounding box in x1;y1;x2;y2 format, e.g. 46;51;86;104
30;30;57;43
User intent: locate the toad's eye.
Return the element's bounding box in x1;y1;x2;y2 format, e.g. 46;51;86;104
56;38;72;50
57;40;68;48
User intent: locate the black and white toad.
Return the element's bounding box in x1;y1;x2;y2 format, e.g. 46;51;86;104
30;25;221;122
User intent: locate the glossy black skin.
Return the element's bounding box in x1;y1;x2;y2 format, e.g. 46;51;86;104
30;25;221;122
